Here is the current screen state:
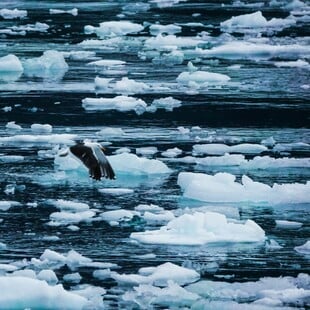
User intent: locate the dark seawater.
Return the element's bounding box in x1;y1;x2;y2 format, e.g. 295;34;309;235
0;0;309;309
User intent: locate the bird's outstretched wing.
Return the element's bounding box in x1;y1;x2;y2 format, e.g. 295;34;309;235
70;144;115;180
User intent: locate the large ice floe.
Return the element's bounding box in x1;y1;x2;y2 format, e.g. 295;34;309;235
84;21;144;38
82;96;147;114
220;11;296;34
0;54;23;82
0;8;27;19
55;151;171;175
177;172;310;204
23;50;69;80
130;211;265;245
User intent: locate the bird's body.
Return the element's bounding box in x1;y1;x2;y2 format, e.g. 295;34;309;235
69;141;115;180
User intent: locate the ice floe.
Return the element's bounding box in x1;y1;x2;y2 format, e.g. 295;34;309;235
0;134;76;146
136;146;158;156
187;273;310;308
112;262;200;286
294;241;310;254
0;54;23;72
0;155;24;163
0;277;87;309
49;8;78;16
162;147;183;157
47;199;90;212
85;21;144;38
177;172;310;204
82;96;147;115
113;77;150;94
274;59;310;68
275;220;303;229
193;143;267;155
0;8;27;19
149;24;182;35
150;97;181;112
131;211;265;245
98;188;134;195
31;123;53;133
0;201;21;211
23;50;68;80
5;121;22;131
220;11;296;34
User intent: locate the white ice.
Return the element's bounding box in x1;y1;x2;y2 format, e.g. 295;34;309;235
112;262;200;286
274;59;310;68
82;96;147;115
47;199;90;212
149;24;182;35
49;8;78;16
162;147;183;157
131;211;265;245
294;241;310;254
98;188;134;195
0;201;21;211
275;220;303;229
220;11;296;34
193;143;267;155
84;21;144;38
177;70;230;86
150;97;181;112
0;277;87;309
177;172;310;204
136;146;158;156
23;50;68;80
0;54;23;73
31;123;53;133
96;127;125;137
0;134;76;145
0;8;27;19
113;77;150;94
5;121;22;131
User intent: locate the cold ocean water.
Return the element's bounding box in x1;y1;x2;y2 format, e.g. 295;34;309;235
0;0;309;309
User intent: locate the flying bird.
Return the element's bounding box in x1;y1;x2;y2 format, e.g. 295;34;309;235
64;141;115;181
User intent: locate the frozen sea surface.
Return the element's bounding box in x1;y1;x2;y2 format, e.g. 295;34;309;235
0;0;309;309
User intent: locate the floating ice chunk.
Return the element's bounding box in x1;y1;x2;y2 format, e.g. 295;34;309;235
62;51;96;61
261;136;276;147
273;142;309;153
136;146;158;156
266;239;283;250
199;41;310;60
150;0;188;9
2;106;12;112
131;211;265;245
143;210;175;223
114;147;131;154
113;77;150;94
5;121;22;131
0;201;21;211
187;273;310;308
284;0;307;10
150;24;182;35
0;55;23;76
31;123;53;133
11;22;49;33
177;70;230;86
0;134;76;145
135;204;163;212
23;50;68;80
84;21;144;38
112;262;200;286
94;77;114;89
63;272;82;283
145;34;203;50
99;188;134;195
220;11;296;33
10;269;36;279
123;281;199;307
100;209;139;223
197;153;245;166
0;264;18;272
193;143;267;155
108;153;171;174
162;147;183;157
0;277;87;309
276;220;303;229
294;241;310;254
82;96;147;115
96;127;125;137
274;59;310;68
49;210;96;226
177;126;190;134
37;269;58;285
150;97;181;112
0;242;6;249
0;8;27;19
49;8;78;16
87;59;126;67
47;199;90;212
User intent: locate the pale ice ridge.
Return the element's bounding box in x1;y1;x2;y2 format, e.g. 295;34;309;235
178;172;310;204
0;134;76;146
49;8;78;16
220;11;296;34
131;211;265;245
0;201;21;211
275;220;303;229
55;151;171;175
294;241;310;254
84;21;144;38
111;262;200;286
186;273;310;309
274;59;310;68
0;8;27;19
0;277;88;309
193;143;268;155
176;70;231;86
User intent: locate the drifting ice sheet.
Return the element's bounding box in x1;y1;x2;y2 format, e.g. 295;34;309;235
177;172;310;204
131;211;265;245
